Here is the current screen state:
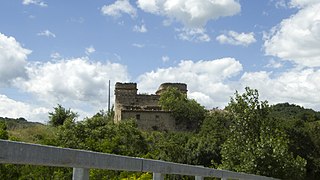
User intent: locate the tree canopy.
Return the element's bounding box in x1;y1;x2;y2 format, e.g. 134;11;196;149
220;87;306;179
48;104;78;127
0;121;8;140
159;87;206;131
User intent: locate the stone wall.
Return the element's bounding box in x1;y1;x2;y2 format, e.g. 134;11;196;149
121;110;175;131
156;83;187;95
114;82;188;131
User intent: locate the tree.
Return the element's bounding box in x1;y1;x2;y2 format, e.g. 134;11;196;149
269;103;320;179
159;87;206;131
186;110;231;167
220;87;306;179
0;121;8;140
48;104;78;127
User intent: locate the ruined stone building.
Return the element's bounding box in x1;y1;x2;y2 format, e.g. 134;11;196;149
114;82;187;131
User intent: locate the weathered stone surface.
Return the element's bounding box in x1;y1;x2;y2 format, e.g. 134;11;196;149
114;82;187;131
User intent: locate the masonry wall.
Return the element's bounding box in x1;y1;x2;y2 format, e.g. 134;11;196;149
114;82;187;131
121;110;175;131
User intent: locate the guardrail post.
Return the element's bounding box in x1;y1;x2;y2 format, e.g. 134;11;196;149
153;172;164;180
195;176;204;180
72;168;89;180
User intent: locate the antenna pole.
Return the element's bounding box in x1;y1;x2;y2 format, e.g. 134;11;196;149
108;80;111;112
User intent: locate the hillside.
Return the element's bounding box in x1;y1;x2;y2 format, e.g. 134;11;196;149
0;117;43;130
270;103;320;122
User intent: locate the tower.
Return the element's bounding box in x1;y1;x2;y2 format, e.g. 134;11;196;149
114;82;138;122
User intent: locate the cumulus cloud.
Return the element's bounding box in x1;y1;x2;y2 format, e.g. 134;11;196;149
136;0;240;42
0;94;49;122
138;58;243;108
37;30;56;38
133;24;148;33
176;28;211;42
240;68;320;110
137;0;241;28
16;58;129;106
264;2;320;67
85;46;96;55
0;33;31;86
216;31;256;46
22;0;47;7
137;56;320;111
101;0;137;18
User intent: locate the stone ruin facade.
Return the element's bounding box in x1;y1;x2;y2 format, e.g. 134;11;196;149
114;82;187;131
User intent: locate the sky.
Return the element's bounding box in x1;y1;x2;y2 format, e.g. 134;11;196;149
1;0;320;123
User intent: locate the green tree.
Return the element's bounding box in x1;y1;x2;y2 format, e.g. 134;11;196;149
147;131;192;164
0;121;8;140
270;103;320;179
48;104;78;127
159;87;206;131
220;87;306;179
186;110;231;167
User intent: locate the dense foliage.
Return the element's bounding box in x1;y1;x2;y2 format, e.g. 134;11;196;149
48;104;78;127
159;87;206;131
220;88;306;179
0;121;9;140
1;87;320;179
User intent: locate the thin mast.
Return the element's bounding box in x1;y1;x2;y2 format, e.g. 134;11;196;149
108;80;111;112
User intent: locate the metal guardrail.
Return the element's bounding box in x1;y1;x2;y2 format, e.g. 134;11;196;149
0;140;277;180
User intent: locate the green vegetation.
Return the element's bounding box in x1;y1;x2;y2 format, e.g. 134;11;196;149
1;87;320;179
48;104;78;127
0;121;9;140
159;87;206;131
220;88;306;179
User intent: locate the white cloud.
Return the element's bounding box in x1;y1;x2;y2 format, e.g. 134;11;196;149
0;94;49;122
276;0;288;8
50;52;61;59
37;30;56;38
101;0;137;18
270;0;319;9
176;28;211;42
290;0;319;8
216;31;256;46
22;0;47;7
133;24;148;33
138;58;243;108
17;58;129;106
137;0;241;28
264;2;320;67
85;46;96;55
265;59;283;68
0;33;130;122
132;43;145;48
162;56;170;62
269;0;289;8
0;33;31;86
240;68;320;110
7;57;129;122
137;57;320;111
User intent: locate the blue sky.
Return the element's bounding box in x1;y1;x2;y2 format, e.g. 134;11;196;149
1;0;320;122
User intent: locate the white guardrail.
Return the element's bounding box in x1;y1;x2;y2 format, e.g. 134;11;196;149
0;140;278;180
